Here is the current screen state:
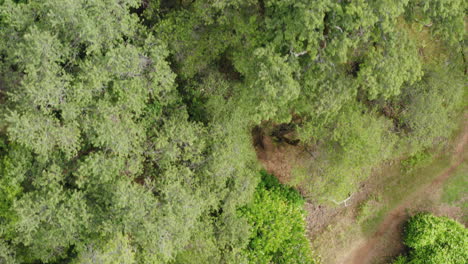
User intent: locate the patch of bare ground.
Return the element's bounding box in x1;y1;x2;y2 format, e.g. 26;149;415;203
253;125;311;185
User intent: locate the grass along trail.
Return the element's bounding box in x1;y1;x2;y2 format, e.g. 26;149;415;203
340;117;468;264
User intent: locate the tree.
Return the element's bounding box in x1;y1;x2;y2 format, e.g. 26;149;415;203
358;31;423;100
300;103;396;202
406;0;466;45
72;233;136;264
399;66;464;152
233;46;300;123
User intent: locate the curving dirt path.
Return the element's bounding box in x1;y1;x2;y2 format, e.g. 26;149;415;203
341;119;468;264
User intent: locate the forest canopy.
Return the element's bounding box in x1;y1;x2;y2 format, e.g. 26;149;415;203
0;0;466;263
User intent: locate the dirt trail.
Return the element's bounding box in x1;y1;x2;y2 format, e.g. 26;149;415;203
341;119;468;264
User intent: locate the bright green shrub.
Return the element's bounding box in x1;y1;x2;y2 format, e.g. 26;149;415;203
240;171;315;264
393;213;468;264
400;150;433;173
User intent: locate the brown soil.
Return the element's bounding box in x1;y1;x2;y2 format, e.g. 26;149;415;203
253;126;310;184
341;117;468;264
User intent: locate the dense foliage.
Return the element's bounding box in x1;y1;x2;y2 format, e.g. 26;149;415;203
240;172;313;264
0;0;465;263
392;213;468;264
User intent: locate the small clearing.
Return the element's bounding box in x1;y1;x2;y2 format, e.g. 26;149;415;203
341;117;467;264
253;126;308;184
253;116;467;264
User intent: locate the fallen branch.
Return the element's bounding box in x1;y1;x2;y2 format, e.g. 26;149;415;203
331;194;353;207
291;50;308;57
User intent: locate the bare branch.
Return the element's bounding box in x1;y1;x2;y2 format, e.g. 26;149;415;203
334;26;343;32
331;194;353;207
290;50;308;57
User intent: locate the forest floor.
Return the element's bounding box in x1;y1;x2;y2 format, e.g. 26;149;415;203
255;114;467;264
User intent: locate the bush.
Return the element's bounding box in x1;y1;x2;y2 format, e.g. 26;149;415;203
393;213;468;264
240;172;315;264
400;150;434;173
